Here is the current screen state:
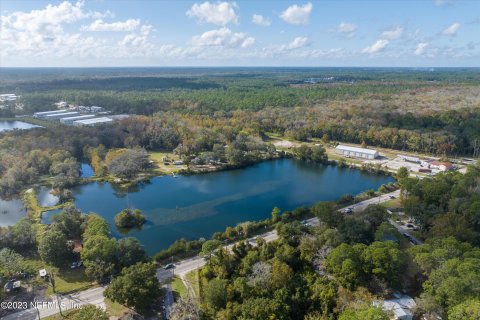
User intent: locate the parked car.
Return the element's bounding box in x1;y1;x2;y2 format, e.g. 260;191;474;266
164;263;175;270
344;208;353;214
389;195;396;199
406;224;414;228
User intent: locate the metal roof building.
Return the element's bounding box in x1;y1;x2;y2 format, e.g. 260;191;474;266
34;109;69;118
60;114;95;125
335;145;379;159
44;111;80;120
73;117;113;126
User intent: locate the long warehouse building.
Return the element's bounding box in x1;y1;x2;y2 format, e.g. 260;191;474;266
73;117;113;127
335;145;379;159
34;109;68;118
60;114;96;125
44;112;80;120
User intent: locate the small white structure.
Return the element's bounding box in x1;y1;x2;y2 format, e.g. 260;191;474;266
0;94;17;102
39;269;47;277
73;117;113;127
374;294;416;320
44;111;79;121
430;161;454;172
335;145;379;159
398;155;420;163
60;114;95;125
34;109;69;118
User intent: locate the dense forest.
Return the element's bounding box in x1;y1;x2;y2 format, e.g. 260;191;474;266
1;68;480;319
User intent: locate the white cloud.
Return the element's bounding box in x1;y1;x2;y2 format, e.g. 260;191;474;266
119;25;152;47
380;26;403;40
286;36;308;49
82;19;140;32
186;1;238;25
280;3;312;25
336;22;357;35
252;14;271;26
414;42;429;55
442;22;460;36
277;36;309;51
191;27;255;48
362;39;389;54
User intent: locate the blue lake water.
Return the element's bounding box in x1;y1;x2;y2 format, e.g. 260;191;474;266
80;163;94;178
0;120;41;132
0;198;27;226
68;159;394;254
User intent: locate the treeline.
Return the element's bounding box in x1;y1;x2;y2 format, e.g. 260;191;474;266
401;165;480;244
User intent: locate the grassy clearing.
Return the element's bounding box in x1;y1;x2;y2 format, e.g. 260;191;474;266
47;267;93;295
105;298;130;318
170;276;188;299
185;270;200;299
381;198;402;209
149;151;187;174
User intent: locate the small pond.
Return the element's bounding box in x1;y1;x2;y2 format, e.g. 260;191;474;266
0;120;42;132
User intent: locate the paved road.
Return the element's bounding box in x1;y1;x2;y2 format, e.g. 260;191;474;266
389;218;423;245
161;283;174;318
3;286;106;320
8;190;401;319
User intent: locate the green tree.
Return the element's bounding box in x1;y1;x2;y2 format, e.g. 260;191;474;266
325;243;365;290
0;248;25;278
200;240;222;259
117;237;148;268
362;205;389;231
338;305;389;320
114;209;146;229
51;206;84;239
81;235;118;281
361;241;405;287
448;299;480;320
73;305;108;320
83;214;110;240
105;262;161;313
38;228;72;267
271;207;281;223
312;202;342;228
204;278;227;311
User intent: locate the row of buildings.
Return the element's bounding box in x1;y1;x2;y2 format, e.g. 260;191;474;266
33;109;113;126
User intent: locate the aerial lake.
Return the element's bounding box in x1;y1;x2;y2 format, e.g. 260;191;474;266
62;159;394;254
0;120;42;132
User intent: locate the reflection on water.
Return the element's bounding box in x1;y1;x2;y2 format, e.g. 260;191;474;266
70;159;394;254
37;187;59;207
0;198;27;226
0;120;42;132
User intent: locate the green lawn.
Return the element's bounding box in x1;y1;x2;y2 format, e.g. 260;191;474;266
185;270;201;299
47;267;94;294
105;298;130;318
149;151;187;174
381;198;402;209
170;276;188;299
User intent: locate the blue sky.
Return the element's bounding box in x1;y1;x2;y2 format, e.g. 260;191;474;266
1;0;479;67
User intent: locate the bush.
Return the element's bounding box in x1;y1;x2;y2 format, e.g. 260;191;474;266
114;209;146;229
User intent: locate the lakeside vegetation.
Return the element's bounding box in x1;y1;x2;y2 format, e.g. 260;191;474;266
1;68;480;319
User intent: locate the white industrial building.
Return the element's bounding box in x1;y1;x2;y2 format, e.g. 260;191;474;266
0;94;17;102
374;294;416;320
60;114;96;125
73;117;113;126
335;145;379;159
34;109;69;118
44;111;79;120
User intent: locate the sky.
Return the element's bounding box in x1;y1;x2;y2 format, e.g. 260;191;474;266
1;0;479;67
